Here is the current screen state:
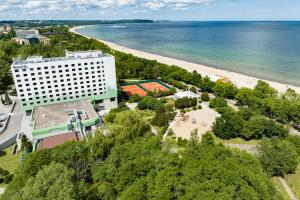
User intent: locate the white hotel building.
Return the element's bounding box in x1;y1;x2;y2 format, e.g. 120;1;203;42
11;50;118;114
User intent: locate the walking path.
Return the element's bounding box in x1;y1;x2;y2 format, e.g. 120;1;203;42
279;177;298;200
0;100;23;150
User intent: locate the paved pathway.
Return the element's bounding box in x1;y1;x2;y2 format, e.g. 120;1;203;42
279;177;298;200
0;100;23;150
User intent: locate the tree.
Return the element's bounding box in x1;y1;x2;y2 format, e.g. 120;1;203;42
259;138;299;177
18;162;81;200
212;111;245;139
0;167;13;184
201;92;210;101
189;86;197;93
235;87;256;106
241;116;288;140
175;97;197;109
212;81;238;99
4;90;12;105
209;97;227;109
254;80;277;99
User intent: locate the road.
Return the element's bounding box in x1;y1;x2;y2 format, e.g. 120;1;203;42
0;101;23;150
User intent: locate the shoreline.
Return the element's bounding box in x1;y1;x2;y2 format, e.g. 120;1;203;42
70;26;300;93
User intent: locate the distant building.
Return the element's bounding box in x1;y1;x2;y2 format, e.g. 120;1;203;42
0;24;12;34
14;38;30;45
16;29;39;38
14;29;50;45
39;36;50;44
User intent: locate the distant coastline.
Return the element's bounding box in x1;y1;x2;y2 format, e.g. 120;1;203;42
70;26;300;93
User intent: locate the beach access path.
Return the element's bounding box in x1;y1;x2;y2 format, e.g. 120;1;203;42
70;27;300;94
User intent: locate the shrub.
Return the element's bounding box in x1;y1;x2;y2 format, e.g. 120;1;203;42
128;94;141;103
175;97;197;109
189;86;197;93
201;92;210;101
209;97;227;109
138;96;163;110
177;137;188;146
212;81;238;99
197;105;202;110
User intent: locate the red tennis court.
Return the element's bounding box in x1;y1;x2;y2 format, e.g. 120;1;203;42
121;85;147;97
140;82;169;93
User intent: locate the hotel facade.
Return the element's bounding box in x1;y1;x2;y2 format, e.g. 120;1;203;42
11;50;118;114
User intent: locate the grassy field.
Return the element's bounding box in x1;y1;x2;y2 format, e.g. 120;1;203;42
212;133;260;146
0;145;21;189
285;165;300;199
0;145;21;173
272;177;290;200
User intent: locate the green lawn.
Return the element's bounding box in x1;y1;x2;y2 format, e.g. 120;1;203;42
0;145;21;174
0;145;21;189
211;133;260;146
221;138;260;146
285;165;300;199
272;177;290;200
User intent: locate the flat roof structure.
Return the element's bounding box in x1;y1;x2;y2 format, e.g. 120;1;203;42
173;91;200;99
33;100;97;130
36;132;80;150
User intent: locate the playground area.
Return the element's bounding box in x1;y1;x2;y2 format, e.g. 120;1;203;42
120;80;171;97
170;103;220;140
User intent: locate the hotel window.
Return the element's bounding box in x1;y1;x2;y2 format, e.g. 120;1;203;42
51;66;55;69
22;68;26;72
45;66;48;69
30;68;34;71
16;74;20;77
31;73;35;76
15;69;19;72
110;98;116;102
71;64;75;67
84;63;87;65
37;67;41;70
65;65;68;67
78;63;81;66
58;65;62;68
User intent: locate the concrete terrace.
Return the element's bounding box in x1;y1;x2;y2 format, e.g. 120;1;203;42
33;100;97;130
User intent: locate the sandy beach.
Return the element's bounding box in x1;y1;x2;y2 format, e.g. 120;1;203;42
70;26;300;94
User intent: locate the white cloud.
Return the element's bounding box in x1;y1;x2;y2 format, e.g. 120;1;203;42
143;1;165;10
0;0;218;15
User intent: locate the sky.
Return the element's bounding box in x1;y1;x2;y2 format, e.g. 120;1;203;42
0;0;299;21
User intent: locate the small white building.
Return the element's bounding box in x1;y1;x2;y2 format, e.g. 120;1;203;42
173;91;200;99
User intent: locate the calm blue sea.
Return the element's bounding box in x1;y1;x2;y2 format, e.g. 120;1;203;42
77;21;300;86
